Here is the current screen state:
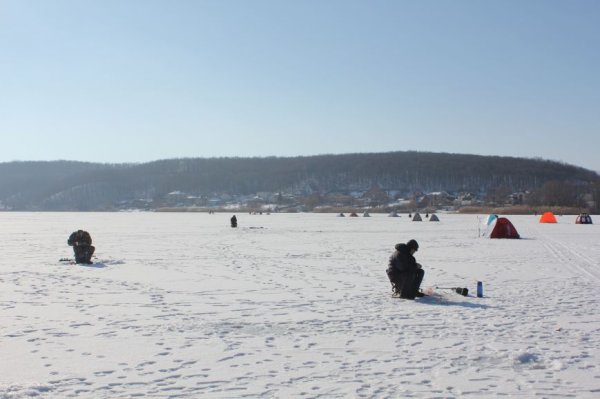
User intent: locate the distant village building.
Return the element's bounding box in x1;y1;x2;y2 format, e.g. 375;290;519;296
454;193;476;207
165;191;188;206
510;191;528;205
582;193;596;209
416;191;454;209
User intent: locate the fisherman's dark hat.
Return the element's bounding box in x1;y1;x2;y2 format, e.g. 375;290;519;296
407;239;419;251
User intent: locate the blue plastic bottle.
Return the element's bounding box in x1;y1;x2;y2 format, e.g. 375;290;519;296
477;281;483;297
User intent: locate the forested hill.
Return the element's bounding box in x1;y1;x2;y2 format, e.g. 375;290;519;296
0;152;598;211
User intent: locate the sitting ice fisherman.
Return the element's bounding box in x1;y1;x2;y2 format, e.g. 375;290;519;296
386;239;425;299
67;229;95;264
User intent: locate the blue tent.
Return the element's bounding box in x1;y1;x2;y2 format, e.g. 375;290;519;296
486;214;498;225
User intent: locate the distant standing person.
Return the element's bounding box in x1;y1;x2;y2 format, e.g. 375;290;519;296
230;215;238;228
67;230;95;264
386;239;425;299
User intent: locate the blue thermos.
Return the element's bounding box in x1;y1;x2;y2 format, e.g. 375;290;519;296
477;281;483;297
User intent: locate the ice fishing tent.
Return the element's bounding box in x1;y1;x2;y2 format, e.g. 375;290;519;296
576;213;593;224
429;214;440;222
337;213;345;217
349;212;358;217
540;212;557;223
388;211;399;217
412;213;422;221
488;217;520;239
486;214;498;225
363;212;371;217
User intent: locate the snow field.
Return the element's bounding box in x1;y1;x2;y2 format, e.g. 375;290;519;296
1;212;599;398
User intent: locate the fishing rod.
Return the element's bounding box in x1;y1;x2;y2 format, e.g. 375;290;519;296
435;286;469;296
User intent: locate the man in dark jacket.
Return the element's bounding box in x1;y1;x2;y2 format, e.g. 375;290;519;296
67;230;95;264
386;239;425;299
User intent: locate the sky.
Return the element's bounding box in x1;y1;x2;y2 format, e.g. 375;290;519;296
1;0;599;172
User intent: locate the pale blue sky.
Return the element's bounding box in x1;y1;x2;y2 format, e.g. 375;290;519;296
1;0;599;171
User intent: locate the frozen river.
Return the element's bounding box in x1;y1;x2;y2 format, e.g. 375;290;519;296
1;212;599;398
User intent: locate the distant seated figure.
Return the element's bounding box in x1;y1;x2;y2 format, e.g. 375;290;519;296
230;215;238;228
67;230;95;264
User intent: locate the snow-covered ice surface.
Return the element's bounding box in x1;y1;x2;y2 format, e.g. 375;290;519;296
1;212;600;398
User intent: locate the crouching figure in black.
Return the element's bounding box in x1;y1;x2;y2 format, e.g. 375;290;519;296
68;230;95;264
386;239;425;299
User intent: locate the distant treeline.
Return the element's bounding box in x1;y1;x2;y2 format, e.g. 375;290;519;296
0;151;598;211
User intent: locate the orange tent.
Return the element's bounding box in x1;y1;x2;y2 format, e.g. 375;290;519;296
539;212;557;223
